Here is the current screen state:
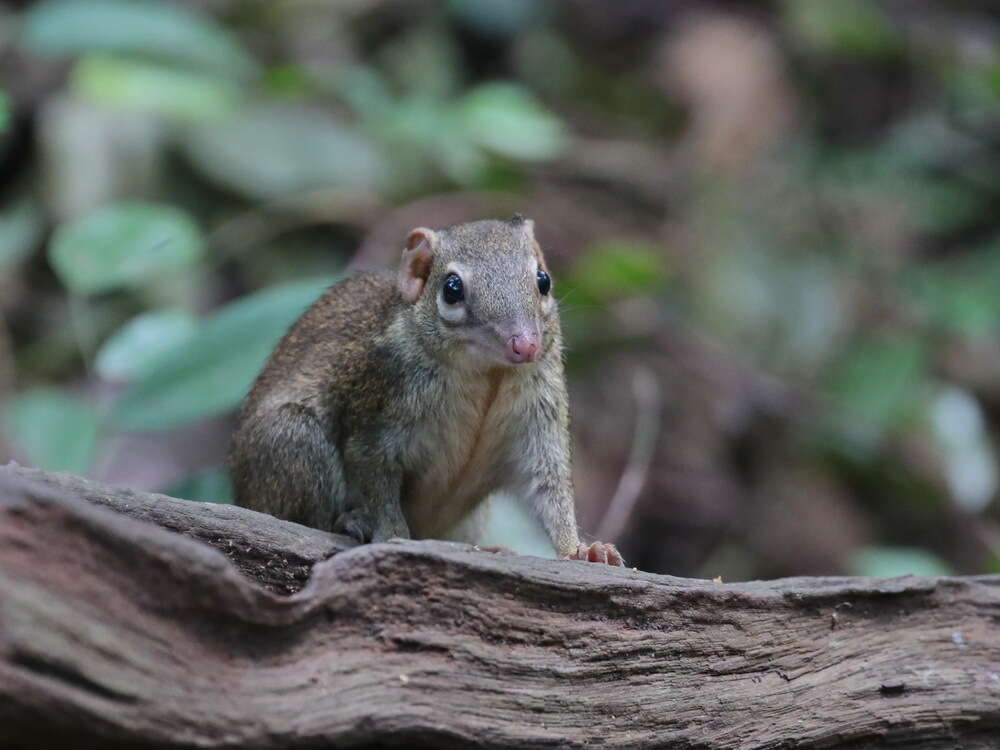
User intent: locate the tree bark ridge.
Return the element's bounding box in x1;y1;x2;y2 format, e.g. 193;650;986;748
2;464;999;749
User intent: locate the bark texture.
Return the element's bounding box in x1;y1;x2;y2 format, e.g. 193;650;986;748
2;463;999;749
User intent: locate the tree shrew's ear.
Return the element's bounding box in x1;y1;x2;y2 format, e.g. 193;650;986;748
398;227;437;303
510;213;536;242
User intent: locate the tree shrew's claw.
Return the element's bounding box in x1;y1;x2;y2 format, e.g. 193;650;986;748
565;541;625;567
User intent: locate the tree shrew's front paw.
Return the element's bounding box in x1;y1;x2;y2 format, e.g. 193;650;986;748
333;510;375;544
565;541;626;566
334;509;410;544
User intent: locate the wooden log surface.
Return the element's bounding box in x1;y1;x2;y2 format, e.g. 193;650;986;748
2;463;1000;749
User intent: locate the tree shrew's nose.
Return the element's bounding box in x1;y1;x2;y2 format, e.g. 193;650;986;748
506;330;540;364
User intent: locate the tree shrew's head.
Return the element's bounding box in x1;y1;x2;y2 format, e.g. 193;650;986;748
397;215;556;367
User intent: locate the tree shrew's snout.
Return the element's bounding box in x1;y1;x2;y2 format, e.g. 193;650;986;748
505;328;540;364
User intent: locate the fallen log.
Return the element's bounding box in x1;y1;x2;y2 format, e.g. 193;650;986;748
2;463;999;749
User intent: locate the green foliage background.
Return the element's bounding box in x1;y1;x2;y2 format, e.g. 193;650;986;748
1;0;998;579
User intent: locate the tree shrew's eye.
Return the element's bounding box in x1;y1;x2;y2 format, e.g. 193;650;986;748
536;269;551;296
442;273;464;304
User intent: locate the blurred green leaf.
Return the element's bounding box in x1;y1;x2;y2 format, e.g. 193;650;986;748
848;546;952;577
825;335;926;454
376;95;485;185
512;30;580;100
0;90;9;132
163;466;232;504
337;66;397;123
0;196;44;270
947;59;1000;126
182;107;388;200
113;277;335;432
877;114;982;174
72;55;242;120
459;82;566;160
337;72;561;186
907;177;992;235
2;388;101;473
380;23;462;99
95;308;198;382
49;201;204;294
784;0;901;58
431;125;487;184
568;239;666;303
263;65;314;99
19;0;256;79
906;243;1000;338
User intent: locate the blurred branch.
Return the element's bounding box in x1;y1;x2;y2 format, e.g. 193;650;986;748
65;293;96;375
555;136;677;205
349;191;523;269
208;188;385;267
597;364;662;541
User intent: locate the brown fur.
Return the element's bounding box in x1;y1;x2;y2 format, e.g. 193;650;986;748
230;218;619;563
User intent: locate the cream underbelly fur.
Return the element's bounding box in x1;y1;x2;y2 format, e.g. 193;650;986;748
401;366;529;540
